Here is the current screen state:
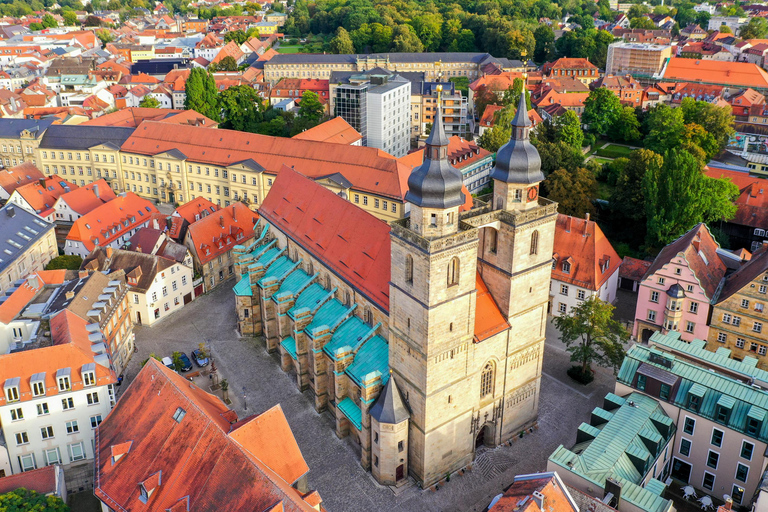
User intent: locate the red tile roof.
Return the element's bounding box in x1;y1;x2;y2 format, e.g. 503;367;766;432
619;256;652;281
705;166;768;229
543;58;598;73
82;107;217;128
292;116;362;145
56;179;117;215
474;272;510;342
173;197;220;224
0;309;117;407
553;214;622;290
0;465;58;496
478;105;542;129
122;121;411;200
66;192;160;252
0;161;44;195
94;359;318;512
12;175;76;215
662;58;768;89
398;136;492;173
185;202;258;265
211;40;244;64
492;473;578;512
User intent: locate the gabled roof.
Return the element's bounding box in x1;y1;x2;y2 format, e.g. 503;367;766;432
0;161;44;194
121;121;412;200
291;116;362;145
705;167;768;229
553;214;622;291
642;223;725;300
82;248;175;293
185;202;258;265
491;472;579;512
81;107;215;128
12;175;75;214
94;359;319;512
56;179;117;215
0;465;59;496
620;257;652;281
39;125;135;151
662;58;768;89
717;246;768;303
398;135;493;173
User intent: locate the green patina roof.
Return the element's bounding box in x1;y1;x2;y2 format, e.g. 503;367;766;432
275;267;312;298
280;337;297;360
256;246;282;266
233;274;252;296
345;335;389;388
306;298;349;335
338;397;362;430
323;316;372;359
289;282;327;317
616;477;672;512
548;392;675;512
258;255;295;286
618;331;768;443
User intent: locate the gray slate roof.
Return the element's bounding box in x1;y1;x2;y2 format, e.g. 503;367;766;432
0;204;54;273
370;376;410;424
39;125;135;151
0;118;56;139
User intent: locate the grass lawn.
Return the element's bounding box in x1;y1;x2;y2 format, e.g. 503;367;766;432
591;157;613;165
277;45;305;53
595;144;634;159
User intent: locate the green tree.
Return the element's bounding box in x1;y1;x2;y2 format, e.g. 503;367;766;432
298;90;324;124
582;87;622;136
683;123;720;160
42;13;58;27
553;110;584;148
184;68;219;121
392;24;424;53
29;22;43;30
96;28;113;45
62;10;77;25
502;77;532;110
224;29;247;44
612;106;641;143
139;96;160;108
643;150;738;248
329;26;354;54
543;167;596;217
740;17;768;39
680;97;735;153
644;104;685;155
533;24;556;63
0;488;69;511
554;296;628;378
171;351;185;372
536;140;585;174
219;85;264;132
630;16;656;29
45;255;83;270
214;56;238;72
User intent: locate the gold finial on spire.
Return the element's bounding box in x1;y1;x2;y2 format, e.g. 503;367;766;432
436;83;443;105
522;72;528;85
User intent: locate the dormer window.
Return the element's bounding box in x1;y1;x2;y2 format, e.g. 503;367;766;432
82;364;96;387
562;261;571;274
31;373;45;397
57;369;71;392
173;407;186;423
4;377;20;403
111;441;132;464
139;471;162;504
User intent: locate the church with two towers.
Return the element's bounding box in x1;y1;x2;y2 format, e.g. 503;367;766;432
232;91;558;487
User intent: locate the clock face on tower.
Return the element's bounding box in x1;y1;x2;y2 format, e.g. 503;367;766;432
527;186;538;202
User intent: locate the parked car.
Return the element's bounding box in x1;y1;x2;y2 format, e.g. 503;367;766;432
162;356;173;369
177;352;193;372
191;349;209;367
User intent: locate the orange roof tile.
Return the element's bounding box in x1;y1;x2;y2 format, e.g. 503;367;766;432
492;473;578;512
173;197;219;224
0;466;58;496
185;202;258;264
66;193;160;252
474;272;510;342
553;214;622;290
81;107;216;128
398;136;492;173
0;162;44;195
0;309;117;407
292;116;361;144
56;179;117;215
12;175;76;214
619;256;652;281
122;121;411;201
663;58;768;89
211;40;244;64
94;359;319;512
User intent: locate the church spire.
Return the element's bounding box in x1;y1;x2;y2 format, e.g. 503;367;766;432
404;86;464;210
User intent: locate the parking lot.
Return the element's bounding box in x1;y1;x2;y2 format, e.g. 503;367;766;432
125;279;617;512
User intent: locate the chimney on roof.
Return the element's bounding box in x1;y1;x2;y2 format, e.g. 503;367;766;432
106;246;114;258
6;205;15;217
584;213;590;236
532;490;545;510
65;290;75;300
78;270;88;278
93;183;99;198
232;204;236;221
39;178;46;188
219;215;224;228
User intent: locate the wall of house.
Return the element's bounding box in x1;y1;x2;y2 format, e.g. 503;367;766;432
127;263;194;326
0;227;56;296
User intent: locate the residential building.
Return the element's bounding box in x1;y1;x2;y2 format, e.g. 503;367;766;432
78;107;217;129
125;227;193;268
0;309;116;487
36;125;135;192
661;59;768;94
0;204;56;296
7;176;76;222
82;248;194;326
262;52;526;84
489;472;580;512
708;16;749;35
606;43;673;79
64;192;160;258
52;179;117;224
398;135;494;193
0;162;44;200
168;197;220;243
618;257;652;293
478;105;542;137
335;74;411;157
412;81;468;140
291;116;363;145
704;167;768;250
728;89;765;119
542;58;599;84
617;332;768;507
632;224;726;343
269;78;330;107
233;95;557;487
707;247;768;367
184;202;259;292
591;75;643;106
0;118;55;168
550;214;621;317
548;392;675;512
94;359;322;511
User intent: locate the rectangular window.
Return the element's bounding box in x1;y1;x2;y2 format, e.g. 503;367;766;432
648;310;657;322
732;485;745;505
637;374;647;391
702;472;715;491
577;289;585;300
711;428;723;447
66;420;79;434
45;448;61;466
10;407;22;421
741;441;754;460
737;338;746;348
755;322;763;333
689;302;698;314
742;299;750;308
718;332;727;343
83;372;95;387
680;438;691;456
686;321;695;333
560;284;568;295
659;384;670;400
723;313;732;324
707;450;719;469
40;426;54;440
736;463;749;483
5;386;19;402
19;453;35;471
650;291;659;303
684;417;695;435
58;376;70;391
87;392;99;405
15;431;29;445
90;415;103;429
68;442;86;462
37;403;49;416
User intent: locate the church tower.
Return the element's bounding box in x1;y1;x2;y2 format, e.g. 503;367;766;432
389;94;481;486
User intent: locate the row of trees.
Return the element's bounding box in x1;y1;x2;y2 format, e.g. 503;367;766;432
183;68;326;137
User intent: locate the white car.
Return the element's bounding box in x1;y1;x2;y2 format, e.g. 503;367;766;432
162;356;173;368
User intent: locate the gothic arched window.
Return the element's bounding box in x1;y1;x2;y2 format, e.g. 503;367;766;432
530;230;539;255
405;255;414;284
447;257;460;287
480;362;494;398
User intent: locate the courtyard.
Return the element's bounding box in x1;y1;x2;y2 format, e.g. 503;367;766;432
124;279;617;512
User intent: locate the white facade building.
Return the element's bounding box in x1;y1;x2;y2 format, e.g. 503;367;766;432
366;77;411;157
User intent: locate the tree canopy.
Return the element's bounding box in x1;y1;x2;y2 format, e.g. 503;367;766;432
218;85;265;132
582;87;623;137
0;488;69;511
139;96;160;108
184;68;219;121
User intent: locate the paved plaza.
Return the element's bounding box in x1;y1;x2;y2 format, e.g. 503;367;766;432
124;280;618;512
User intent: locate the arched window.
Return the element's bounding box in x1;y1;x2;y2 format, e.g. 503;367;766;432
480;362;494;398
488;229;497;254
530;230;539;255
447;257;460;287
405;254;414;284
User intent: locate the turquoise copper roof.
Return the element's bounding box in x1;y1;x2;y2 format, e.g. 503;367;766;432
256;246;282;266
233;275;252;296
280;337;297;360
289;282;327;318
345;335;389;388
306;298;349;335
548;392;675;512
618;331;768;443
258;255;295;286
275;267;312;298
337;396;362;430
323;316;372;359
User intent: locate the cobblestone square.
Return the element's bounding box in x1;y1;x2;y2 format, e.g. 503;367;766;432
124;280;616;512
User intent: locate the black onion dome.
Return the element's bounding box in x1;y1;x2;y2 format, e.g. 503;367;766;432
489;89;545;185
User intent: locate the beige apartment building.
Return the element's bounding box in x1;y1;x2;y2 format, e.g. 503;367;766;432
0;119;57;169
263;52;526;84
0;204;56;296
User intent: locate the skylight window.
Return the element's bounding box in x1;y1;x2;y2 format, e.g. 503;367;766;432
172;407;186;423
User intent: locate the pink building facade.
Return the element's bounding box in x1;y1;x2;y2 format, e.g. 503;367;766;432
633;224;727;343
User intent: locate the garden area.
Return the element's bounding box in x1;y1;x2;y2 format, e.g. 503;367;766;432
591;141;637;159
277;36;329;53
